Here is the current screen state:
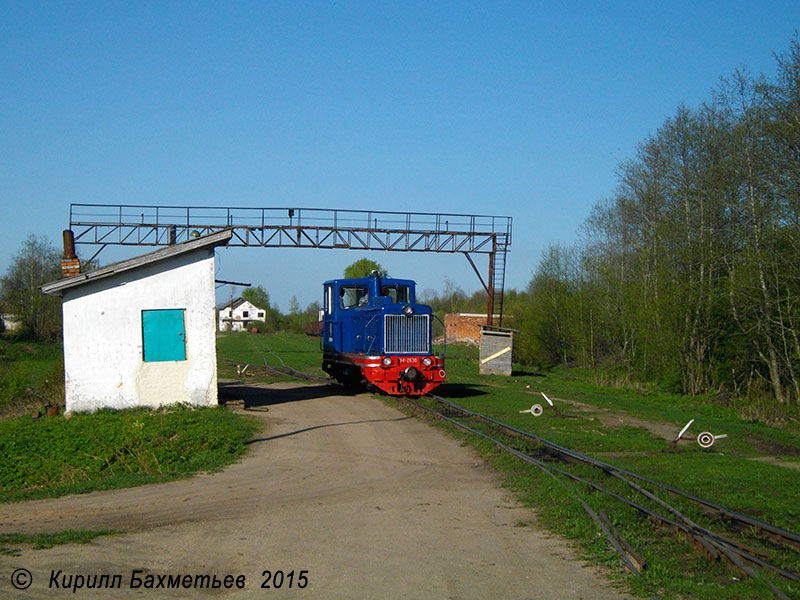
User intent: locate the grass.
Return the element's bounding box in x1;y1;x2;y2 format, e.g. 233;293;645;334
0;334;268;505
0;404;260;503
0;530;118;556
442;344;800;460
216;331;326;381
218;333;800;599
0;337;262;552
0;337;63;389
0;337;64;413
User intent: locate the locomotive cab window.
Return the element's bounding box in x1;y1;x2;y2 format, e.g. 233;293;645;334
340;286;368;309
324;285;333;314
381;285;410;304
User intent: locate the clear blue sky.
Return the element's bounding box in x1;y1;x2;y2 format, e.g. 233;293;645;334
2;1;798;312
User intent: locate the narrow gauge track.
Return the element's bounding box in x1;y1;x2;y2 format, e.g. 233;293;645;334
233;339;800;599
408;393;800;600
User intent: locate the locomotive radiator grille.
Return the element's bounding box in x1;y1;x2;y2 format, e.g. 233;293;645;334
384;314;430;354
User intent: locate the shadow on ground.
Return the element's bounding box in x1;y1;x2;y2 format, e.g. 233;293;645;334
512;370;545;378
219;381;350;408
219;379;490;408
246;416;412;445
433;383;489;399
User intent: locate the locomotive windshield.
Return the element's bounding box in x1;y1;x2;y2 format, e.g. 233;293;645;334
381;285;410;303
340;285;369;309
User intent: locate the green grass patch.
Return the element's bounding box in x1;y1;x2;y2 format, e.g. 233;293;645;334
216;331;326;381
0;529;118;556
0;338;64;410
0;405;260;502
0;338;63;388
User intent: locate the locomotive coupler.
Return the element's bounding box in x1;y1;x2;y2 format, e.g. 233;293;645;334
400;366;421;382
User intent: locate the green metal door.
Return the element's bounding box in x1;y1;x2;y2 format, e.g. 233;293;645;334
142;309;186;362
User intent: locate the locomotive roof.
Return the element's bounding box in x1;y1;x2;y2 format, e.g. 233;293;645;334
323;275;416;286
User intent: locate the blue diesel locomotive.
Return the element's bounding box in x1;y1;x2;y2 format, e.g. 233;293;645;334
321;271;445;395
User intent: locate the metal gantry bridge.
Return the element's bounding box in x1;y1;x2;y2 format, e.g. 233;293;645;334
69;204;512;325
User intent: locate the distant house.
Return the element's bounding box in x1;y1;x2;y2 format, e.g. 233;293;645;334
217;298;266;331
40;230;233;413
0;307;21;333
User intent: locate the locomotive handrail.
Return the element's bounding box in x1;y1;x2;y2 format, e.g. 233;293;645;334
364;314;380;355
321;320;344;353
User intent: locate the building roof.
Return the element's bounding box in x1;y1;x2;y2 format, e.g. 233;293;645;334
40;229;233;297
218;297;246;311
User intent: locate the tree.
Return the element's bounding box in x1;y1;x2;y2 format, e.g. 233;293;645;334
242;285;270;310
241;285;281;332
284;296;304;334
516;37;800;416
442;278;467;313
0;234;62;340
344;258;387;278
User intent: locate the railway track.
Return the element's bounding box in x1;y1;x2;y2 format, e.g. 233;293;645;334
405;393;800;599
232;340;800;598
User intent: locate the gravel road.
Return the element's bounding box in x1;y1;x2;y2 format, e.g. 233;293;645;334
0;383;629;599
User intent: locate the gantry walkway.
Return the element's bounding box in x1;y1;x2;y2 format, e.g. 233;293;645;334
69;204;512;324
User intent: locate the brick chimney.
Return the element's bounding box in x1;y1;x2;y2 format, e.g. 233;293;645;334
61;230;81;278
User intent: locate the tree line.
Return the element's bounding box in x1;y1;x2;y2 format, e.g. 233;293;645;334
520;37;800;418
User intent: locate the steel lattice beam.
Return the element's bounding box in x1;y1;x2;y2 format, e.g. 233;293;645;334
68;203;512;324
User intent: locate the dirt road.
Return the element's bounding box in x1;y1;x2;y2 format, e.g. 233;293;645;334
0;383;629;599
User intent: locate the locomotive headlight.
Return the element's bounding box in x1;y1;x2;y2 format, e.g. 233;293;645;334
402;304;414;316
382;357;393;366
422;357;432;367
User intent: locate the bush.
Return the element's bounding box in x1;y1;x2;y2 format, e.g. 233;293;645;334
245;320;265;333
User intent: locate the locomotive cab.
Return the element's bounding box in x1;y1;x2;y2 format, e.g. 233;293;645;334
321;271;445;395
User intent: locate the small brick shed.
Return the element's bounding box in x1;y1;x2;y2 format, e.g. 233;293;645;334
444;313;501;344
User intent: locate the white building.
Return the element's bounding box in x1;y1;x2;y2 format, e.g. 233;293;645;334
41;230;232;413
0;310;21;333
217;298;266;331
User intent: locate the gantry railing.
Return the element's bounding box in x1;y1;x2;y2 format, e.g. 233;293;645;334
69;204;512;324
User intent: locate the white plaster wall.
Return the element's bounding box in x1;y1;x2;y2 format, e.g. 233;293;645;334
61;248;219;413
